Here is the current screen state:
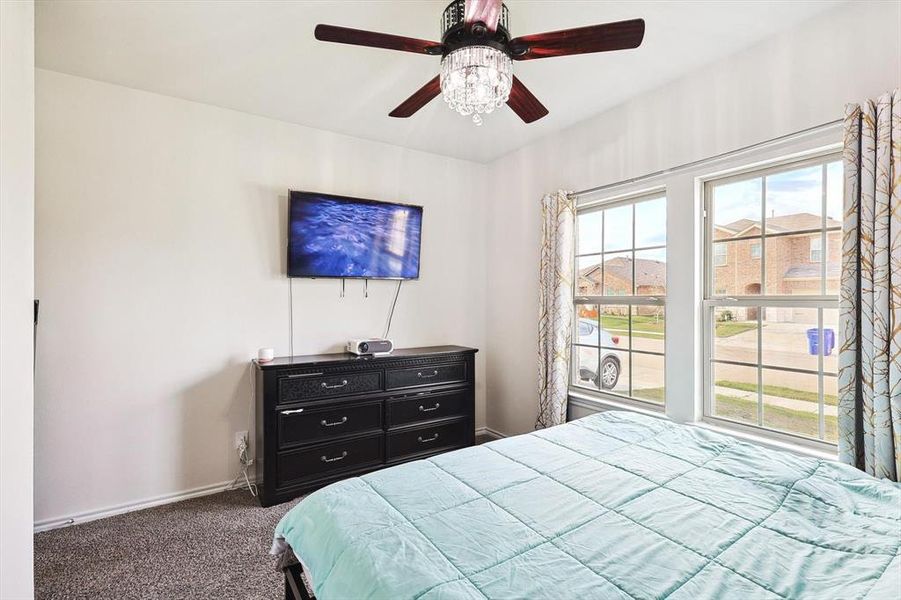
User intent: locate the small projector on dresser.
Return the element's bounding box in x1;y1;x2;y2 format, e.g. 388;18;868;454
346;338;394;356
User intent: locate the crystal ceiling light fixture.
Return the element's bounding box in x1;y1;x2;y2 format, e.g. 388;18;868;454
438;1;513;126
440;45;513;126
314;0;646;125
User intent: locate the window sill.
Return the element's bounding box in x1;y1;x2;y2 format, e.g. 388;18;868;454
568;389;666;420
568;390;838;462
695;419;838;461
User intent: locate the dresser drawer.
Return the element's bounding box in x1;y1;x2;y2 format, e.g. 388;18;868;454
278;371;382;403
386;389;467;427
386;419;468;461
385;363;466;390
278;400;382;448
277;434;383;487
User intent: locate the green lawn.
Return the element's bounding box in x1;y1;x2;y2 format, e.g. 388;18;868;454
600;315;664;340
714;393;837;441
714;322;757;338
596;316;754;339
598;386;835;442
631;386;665;403
716;380;838;406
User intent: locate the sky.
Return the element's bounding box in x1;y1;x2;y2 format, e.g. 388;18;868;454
712;160;842;229
577;195;666;256
575;159;842;263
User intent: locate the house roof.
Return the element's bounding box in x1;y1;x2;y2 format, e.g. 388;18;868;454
716;218;759;234
580;256;666;287
719;212;841;237
580;264;602;278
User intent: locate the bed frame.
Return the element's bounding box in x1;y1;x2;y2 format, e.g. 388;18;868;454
284;563;314;600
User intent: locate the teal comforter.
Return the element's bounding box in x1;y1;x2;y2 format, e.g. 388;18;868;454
273;411;901;599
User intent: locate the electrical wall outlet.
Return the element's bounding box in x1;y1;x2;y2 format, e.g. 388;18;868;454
234;430;248;450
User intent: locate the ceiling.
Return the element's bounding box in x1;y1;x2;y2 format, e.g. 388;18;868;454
36;1;843;163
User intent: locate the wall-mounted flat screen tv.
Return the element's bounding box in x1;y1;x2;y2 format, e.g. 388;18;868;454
288;191;423;279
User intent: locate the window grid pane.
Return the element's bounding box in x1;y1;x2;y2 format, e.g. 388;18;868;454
573;193;666;406
704;153;840;445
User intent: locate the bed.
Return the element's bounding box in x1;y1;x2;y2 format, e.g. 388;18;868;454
271;411;901;599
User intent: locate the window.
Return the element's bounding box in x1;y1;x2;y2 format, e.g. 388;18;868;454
713;243;727;266
573;192;666;405
809;237;822;262
704;153;841;445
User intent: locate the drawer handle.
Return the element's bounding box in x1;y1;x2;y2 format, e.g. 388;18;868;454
321;379;349;389
417;433;440;444
281;408;304;415
417;370;439;379
320;416;348;427
321;451;348;463
419;403;441;413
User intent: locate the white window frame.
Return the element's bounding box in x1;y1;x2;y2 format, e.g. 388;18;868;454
571;188;667;411
701;149;841;452
564;122;841;458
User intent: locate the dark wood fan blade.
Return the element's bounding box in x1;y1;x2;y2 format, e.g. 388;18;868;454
506;76;548;123
464;0;502;34
509;19;645;61
389;76;441;118
314;24;443;55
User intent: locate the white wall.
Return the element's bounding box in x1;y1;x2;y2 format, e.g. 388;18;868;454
0;0;35;596
484;0;901;435
34;70;488;526
32;0;901;528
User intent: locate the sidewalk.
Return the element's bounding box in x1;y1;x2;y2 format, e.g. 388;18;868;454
714;385;837;417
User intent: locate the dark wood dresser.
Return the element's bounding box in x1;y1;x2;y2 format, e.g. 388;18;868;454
254;345;477;507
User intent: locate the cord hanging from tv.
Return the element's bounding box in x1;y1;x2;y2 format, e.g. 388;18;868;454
287;190;423;280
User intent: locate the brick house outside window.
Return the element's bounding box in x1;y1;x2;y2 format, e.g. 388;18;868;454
713;212;840;297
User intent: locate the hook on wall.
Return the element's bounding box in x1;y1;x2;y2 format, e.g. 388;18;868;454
340;278;345;299
364;279;369;299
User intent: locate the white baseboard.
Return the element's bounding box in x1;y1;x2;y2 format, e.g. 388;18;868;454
475;426;505;440
34;475;257;534
35;428;506;534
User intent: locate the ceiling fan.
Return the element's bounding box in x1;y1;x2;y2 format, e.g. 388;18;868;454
314;0;645;125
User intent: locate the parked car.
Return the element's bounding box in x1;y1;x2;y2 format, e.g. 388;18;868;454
577;318;622;389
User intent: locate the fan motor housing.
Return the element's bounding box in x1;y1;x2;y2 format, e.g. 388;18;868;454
440;0;512;56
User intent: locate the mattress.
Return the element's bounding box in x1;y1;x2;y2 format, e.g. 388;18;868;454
272;411;901;599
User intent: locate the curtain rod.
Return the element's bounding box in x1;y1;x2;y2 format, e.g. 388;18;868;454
572;118;843;198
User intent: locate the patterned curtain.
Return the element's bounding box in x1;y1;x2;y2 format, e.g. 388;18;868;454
838;89;900;481
536;190;576;429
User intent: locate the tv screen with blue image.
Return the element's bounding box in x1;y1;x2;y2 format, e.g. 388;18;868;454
288;191;423;279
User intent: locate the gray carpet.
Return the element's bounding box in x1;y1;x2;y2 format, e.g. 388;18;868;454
36;438;498;599
35;489;304;599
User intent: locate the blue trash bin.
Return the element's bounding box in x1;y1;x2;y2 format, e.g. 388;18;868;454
824;328;835;356
806;328;836;356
